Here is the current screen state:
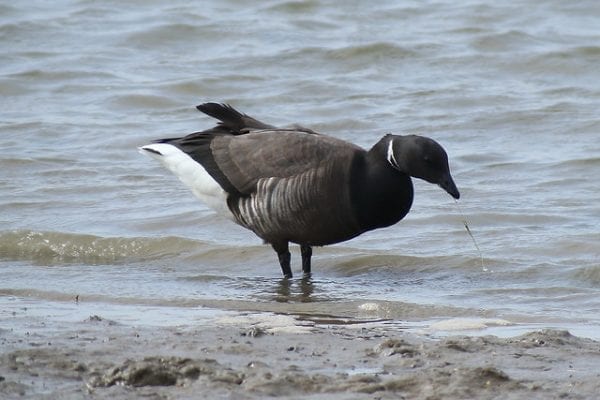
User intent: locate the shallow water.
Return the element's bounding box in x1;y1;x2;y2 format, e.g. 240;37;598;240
1;0;600;339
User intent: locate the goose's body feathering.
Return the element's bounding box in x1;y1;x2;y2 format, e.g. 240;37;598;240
140;103;460;278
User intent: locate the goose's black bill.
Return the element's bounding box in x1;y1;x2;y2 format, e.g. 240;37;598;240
440;174;460;199
140;103;460;278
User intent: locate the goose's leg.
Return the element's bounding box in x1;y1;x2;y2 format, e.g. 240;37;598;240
272;241;292;278
301;244;312;276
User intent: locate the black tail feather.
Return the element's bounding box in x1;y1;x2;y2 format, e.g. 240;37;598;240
196;103;275;133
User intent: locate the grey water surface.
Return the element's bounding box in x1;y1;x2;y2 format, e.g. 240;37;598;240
1;0;599;337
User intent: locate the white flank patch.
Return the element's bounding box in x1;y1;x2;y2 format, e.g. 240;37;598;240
139;143;234;220
386;137;400;170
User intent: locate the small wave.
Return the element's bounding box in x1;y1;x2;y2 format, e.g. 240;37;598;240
0;230;200;265
258;42;418;71
325;42;418;61
572;266;600;287
333;253;442;270
0;78;34;96
7;68;118;82
324;251;482;277
107;93;181;110
506;46;600;75
470;30;541;52
552;45;600;58
264;0;320;14
0;156;74;167
160;75;268;97
122;22;208;47
551;156;600;169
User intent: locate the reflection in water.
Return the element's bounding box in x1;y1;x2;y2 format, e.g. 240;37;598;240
273;276;315;303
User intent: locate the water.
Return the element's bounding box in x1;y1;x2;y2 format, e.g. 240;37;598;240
1;0;599;338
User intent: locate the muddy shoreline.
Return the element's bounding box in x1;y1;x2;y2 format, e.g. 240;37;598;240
2;311;599;400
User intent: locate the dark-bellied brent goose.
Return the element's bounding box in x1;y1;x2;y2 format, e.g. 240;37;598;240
140;103;460;278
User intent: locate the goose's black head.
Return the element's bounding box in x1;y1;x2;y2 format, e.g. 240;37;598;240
385;134;460;199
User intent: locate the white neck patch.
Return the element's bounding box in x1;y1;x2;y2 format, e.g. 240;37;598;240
387;137;401;170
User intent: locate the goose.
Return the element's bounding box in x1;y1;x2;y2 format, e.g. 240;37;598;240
140;103;460;278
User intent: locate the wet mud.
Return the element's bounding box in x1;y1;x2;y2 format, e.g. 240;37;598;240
1;314;599;399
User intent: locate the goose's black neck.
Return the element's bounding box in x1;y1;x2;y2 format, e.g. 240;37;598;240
349;140;414;232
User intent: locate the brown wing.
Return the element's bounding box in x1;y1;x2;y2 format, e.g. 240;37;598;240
209;130;363;195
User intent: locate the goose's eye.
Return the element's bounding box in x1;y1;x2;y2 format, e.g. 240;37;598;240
423;156;439;170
